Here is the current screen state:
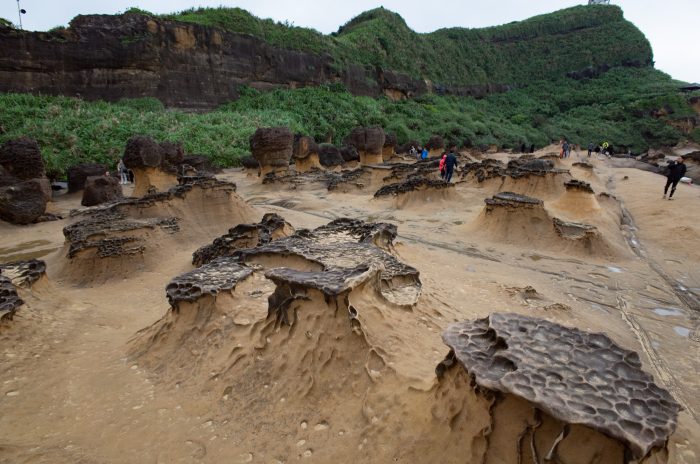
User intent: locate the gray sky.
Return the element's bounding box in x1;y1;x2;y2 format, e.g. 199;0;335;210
2;1;698;82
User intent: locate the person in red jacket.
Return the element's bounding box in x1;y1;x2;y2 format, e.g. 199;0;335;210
439;152;447;179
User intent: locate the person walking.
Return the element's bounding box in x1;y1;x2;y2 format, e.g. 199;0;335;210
444;147;458;183
663;157;687;200
439;152;447;179
588;142;594;157
562;140;570;159
117;159;129;185
421;147;429;160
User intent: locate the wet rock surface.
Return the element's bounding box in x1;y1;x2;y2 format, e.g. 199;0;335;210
374;176;454;197
484;192;543;209
564;179;595;193
439;313;680;459
166;258;253;307
0;275;23;321
0;259;47;287
192;213;292;266
67;163;107;192
81;175;123;206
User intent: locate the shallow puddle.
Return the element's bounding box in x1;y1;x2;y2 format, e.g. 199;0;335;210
652;308;684;317
673;326;691;337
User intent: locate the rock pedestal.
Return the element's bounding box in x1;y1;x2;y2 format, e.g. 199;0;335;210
250;127;293;177
67;163;108;192
123;136;178;196
293;136;322;172
345;127;385;165
0;137;50;224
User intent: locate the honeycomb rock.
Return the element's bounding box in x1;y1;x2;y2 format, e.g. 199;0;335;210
0;137;45;181
0;275;23;321
0;179;48;224
484;192;543;210
160;141;185;173
192;213;293;267
235;218;421;305
439;313;680;459
250;127;293;175
374;176;454;197
0;259;47;287
81;175;123;206
565;179;595;193
166;257;253;307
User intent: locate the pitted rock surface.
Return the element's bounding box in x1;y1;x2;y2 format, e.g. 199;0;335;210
553;217;599;240
235;218;420;305
344;127;385;155
440;313;680;459
484;192;543;210
166;257;253;307
250;127;293;172
0;259;47;287
123;136;164;169
374;176;454;197
461;157;567;182
0;275;23;321
564;179;595;193
192;213;292;266
0;137;45;181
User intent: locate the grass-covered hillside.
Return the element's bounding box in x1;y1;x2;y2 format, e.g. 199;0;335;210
156;5;652;87
1;68;696;178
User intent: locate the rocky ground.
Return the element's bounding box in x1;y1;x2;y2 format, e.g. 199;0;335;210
0;146;699;463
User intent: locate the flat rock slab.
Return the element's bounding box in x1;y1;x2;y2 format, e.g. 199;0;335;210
440;313;680;459
166;257;253;306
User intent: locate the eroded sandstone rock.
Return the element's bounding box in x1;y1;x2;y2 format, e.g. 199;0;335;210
564;179;595;193
0;137;45;181
81;175;123;206
318;144;345;168
344;127;385;165
438;313;680;460
67;163;107;192
0;275;23;321
250;127;293;176
0;259;47;287
293;136;322;172
374;176;454;197
166;257;253;308
484;192;543;210
0;180;48;224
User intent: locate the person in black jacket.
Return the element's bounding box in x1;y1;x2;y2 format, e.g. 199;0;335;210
663;158;687;200
444;147;458;183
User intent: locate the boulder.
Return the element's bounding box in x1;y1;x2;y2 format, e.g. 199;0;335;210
67;163;107;193
123;136;164;169
240;155;260;170
0;180;47;224
344;127;385;165
382;132;398;161
0;137;45;180
318;144;345;168
160;141;185;172
81;175;123;206
250;127;294;176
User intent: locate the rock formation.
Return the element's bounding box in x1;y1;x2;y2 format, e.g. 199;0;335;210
67;163;108;192
0;137;51;224
339;145;360;163
345;127;385;165
250;127;293;177
292;136;321;172
0;275;23;321
0;137;45;181
0;259;46;321
192;213;294;266
166;258;253;308
564;179;595;193
438;313;680;461
123;136;176;196
382;132;397;161
0;180;48;224
81;175;123;206
317;144;345;168
425;135;445;156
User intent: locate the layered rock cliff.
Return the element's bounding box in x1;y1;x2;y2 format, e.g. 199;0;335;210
0;5;652;109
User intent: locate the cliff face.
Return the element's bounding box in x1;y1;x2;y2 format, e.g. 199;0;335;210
0;5;652;109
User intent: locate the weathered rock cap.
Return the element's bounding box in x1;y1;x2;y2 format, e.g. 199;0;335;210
67;163;107;192
0;180;48;224
374;176;454;197
484;192;543;208
439;313;680;459
123;136;164;169
318;144;344;167
553;217;598;239
344;127;385;154
293;136;319;161
565;179;595;193
265;265;376;298
166;257;253;307
0;137;45;181
250;127;294;171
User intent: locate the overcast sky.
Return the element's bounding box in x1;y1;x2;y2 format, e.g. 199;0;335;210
2;1;698;82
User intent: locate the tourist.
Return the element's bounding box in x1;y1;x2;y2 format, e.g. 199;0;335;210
421;147;428;160
439;152;447;179
444;147;458;183
561;140;569;159
520;143;526;153
663;157;687;200
118;159;129;185
530;143;535;153
588;142;594;157
409;146;417;158
602;141;610;155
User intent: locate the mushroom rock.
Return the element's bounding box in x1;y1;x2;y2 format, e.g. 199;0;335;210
345;127;385;165
67;163;108;193
123;135;177;196
250;127;294;177
339;145;360;163
382;132;398;161
438;313;680;462
425;135;445;157
318;144;345;168
0;137;45;181
293;136;322;172
159;141;185;173
81;175;124;206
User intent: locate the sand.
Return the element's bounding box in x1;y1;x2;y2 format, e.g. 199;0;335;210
0;149;699;463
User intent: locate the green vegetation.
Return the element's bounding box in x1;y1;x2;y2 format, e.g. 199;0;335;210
1;68;693;178
159;5;652;87
0;17;14;28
